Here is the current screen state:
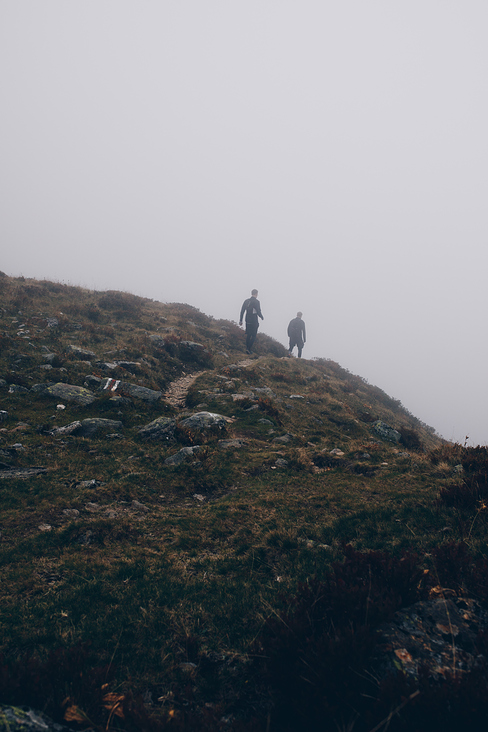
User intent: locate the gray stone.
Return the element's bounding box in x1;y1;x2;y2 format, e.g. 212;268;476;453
218;439;247;449
84;375;102;388
46;383;96;406
179;412;230;430
138;416;176;440
31;383;50;393
275;458;289;467
0;705;72;731
372;420;401;443
0;467;48;479
75;418;123;437
101;378;161;404
52;421;82;436
164;445;201;465
65;344;97;359
132;499;149;512
372;595;488;682
8;384;29;394
272;433;294;444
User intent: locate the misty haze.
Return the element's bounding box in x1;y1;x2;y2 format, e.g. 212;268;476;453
1;1;488;444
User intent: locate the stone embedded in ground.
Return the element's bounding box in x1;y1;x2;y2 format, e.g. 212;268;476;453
218;439;247;449
164;446;201;465
179;412;231;430
47;383;96;406
138;416;176;440
101;378;161;404
75;418;123;437
372;420;401;443
65;344;97;359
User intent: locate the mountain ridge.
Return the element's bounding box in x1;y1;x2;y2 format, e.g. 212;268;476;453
2;273;488;731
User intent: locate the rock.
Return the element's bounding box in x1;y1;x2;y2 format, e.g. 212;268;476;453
84;375;102;388
289;394;305;399
65;344;96;359
179;412;230;430
164;446;201;466
372;595;488;682
31;384;50;393
330;448;345;456
77;479;103;488
74;418;123;438
218;439;247;449
273;433;294;444
8;384;29;394
0;411;7;423
138;416;176;441
132;499;149;512
101;378;161;404
0;467;48;479
275;458;289;467
47;383;96;406
63;509;80;518
372;420;401;443
0;704;72;731
52;421;82;436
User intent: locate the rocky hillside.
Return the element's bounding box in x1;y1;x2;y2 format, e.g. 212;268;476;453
1;273;488;732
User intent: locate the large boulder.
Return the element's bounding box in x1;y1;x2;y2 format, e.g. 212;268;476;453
179;412;230;430
138;416;176;440
372;420;401;443
52;418;123;438
46;383;96;406
101;378;161;404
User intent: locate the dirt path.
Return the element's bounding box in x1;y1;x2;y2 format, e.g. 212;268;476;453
163;371;207;409
163;358;259;409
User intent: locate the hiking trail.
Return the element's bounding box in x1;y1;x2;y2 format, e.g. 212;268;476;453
163;359;258;409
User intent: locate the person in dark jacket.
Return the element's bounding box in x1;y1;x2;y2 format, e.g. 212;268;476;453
239;289;264;354
287;312;306;358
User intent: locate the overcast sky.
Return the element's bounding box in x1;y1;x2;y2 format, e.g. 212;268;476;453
1;1;487;444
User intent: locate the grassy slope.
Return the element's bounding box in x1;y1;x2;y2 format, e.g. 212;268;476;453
1;274;486;729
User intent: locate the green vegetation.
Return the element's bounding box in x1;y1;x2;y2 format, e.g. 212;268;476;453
0;273;487;731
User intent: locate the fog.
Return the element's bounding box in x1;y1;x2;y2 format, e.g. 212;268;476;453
1;2;488;444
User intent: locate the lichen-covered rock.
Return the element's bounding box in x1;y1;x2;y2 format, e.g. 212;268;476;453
138;416;176;440
179;412;230;430
371;595;488;681
372;420;401;443
46;383;96;406
0;704;72;731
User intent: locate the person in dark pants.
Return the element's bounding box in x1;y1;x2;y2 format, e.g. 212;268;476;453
287;312;306;358
239;289;264;354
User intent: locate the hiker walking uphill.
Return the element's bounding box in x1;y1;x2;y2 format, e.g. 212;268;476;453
239;289;264;354
288;312;306;358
